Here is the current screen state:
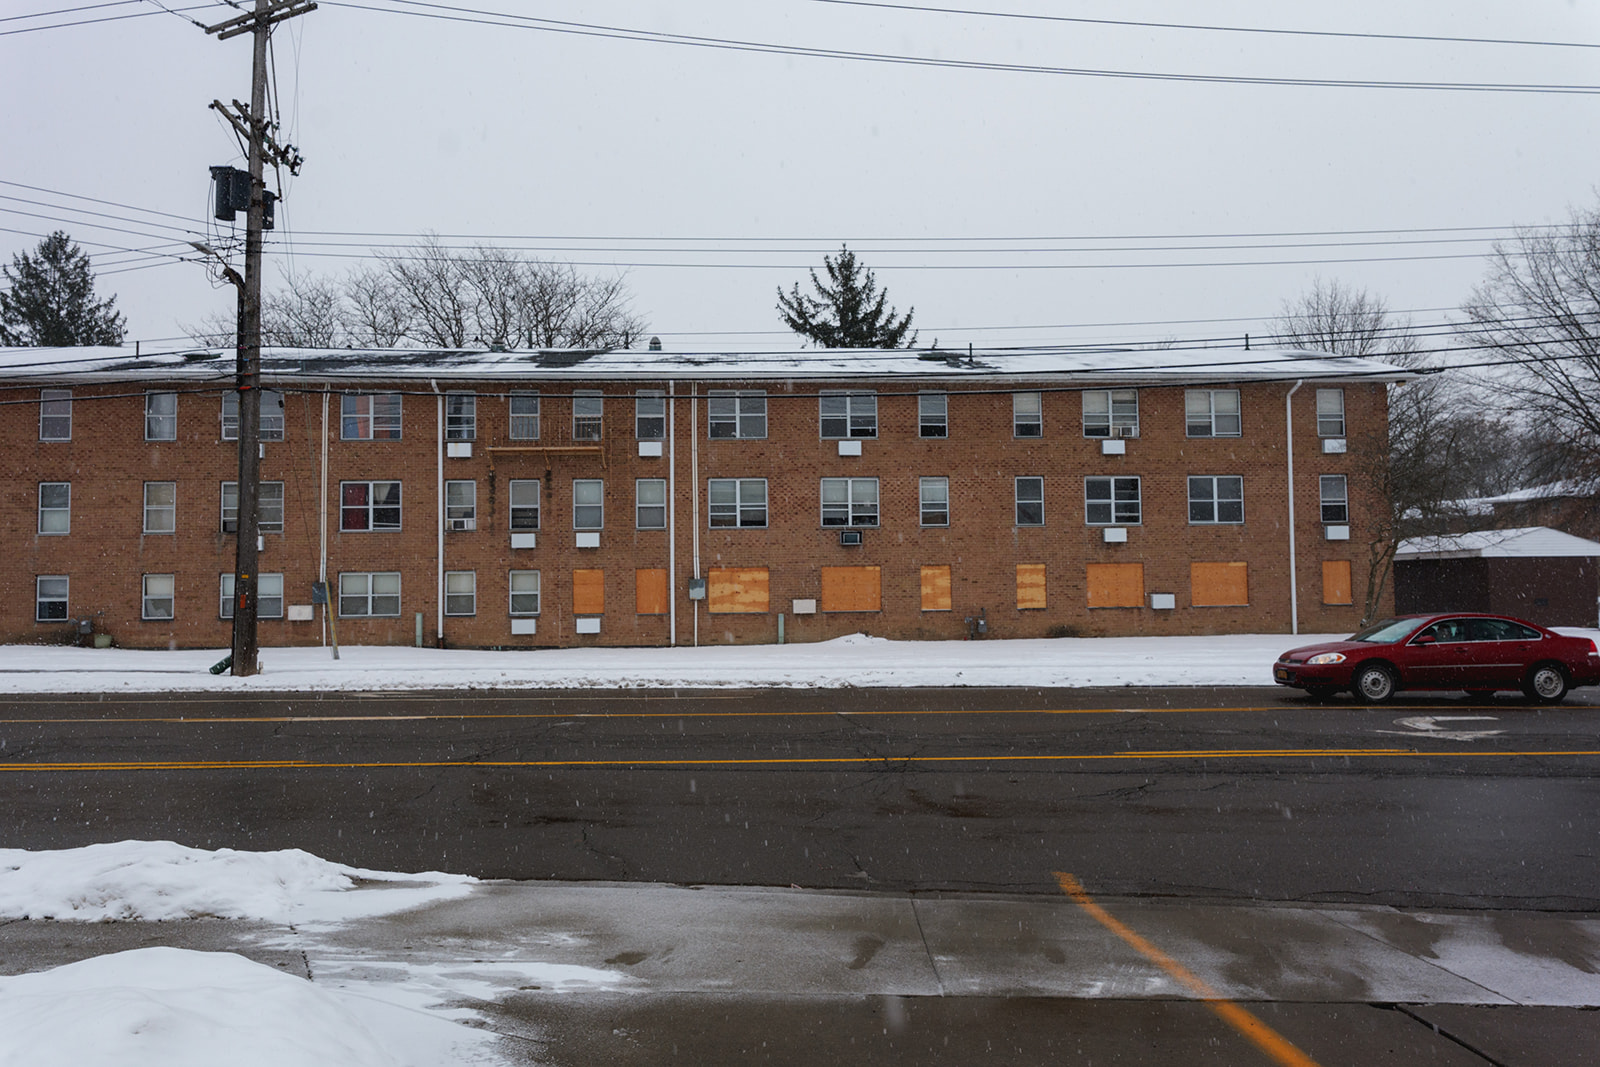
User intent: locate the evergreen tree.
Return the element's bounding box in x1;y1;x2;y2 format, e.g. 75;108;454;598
0;231;126;346
776;245;916;348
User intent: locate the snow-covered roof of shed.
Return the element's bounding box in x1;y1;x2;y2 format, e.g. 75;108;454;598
0;343;1417;385
1396;526;1600;560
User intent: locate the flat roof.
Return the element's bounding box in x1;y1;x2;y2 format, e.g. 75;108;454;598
1396;526;1600;560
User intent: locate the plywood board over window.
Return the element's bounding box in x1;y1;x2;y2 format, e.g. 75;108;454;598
821;566;882;612
636;568;669;615
1191;561;1249;607
920;565;952;612
1016;564;1046;610
708;567;770;613
1322;560;1354;606
1087;563;1144;609
572;569;605;615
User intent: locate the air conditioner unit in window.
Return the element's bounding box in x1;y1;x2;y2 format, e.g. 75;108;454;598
447;517;476;532
839;529;863;546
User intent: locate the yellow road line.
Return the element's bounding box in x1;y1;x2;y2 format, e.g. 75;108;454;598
1055;873;1321;1067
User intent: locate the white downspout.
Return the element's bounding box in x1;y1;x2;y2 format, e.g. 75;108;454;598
691;384;700;648
668;380;677;647
319;388;329;646
432;380;444;646
1286;380;1304;636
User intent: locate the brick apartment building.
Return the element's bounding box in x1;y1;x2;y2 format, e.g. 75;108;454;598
1;343;1406;650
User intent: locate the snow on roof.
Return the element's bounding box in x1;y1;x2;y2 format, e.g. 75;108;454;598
1396;526;1600;560
0;343;1417;385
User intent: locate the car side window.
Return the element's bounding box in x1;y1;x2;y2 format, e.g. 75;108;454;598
1420;620;1467;643
1469;618;1540;641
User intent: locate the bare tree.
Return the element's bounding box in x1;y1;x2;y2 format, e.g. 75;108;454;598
187;273;349;348
342;268;411;347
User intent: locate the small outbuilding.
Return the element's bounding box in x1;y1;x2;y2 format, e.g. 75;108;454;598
1394;526;1600;628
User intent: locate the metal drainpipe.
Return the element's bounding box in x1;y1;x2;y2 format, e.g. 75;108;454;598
668;380;677;647
1286;379;1304;635
319;388;329;646
432;380;443;646
691;383;700;648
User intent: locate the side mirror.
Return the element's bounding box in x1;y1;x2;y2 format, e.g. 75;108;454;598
1413;634;1436;645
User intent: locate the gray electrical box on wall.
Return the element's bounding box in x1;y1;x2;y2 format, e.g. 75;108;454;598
688;578;707;600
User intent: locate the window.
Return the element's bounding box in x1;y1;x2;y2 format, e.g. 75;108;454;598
1083;389;1138;438
221;482;285;533
1013;392;1042;438
446;393;476;441
36;576;68;622
820;392;877;439
1014;476;1044;526
820;566;882;612
573;568;605;614
142;573;175;620
821;477;879;527
572;391;603;441
40;389;71;441
38;482;69;535
221;390;285;441
1322;560;1353;606
509;392;540;440
919;476;949;526
1186;389;1241;437
1086;562;1144;608
1017;564;1047;610
509;479;540;530
509;570;541;616
708;567;770;613
636;569;670;615
339;572;401;617
708;478;767;528
340;481;402;532
1086;476;1141;525
1316;388;1345;437
1320;475;1349;524
445;480;476;527
145;392;176;441
573;479;604;529
143;482;176;534
636;391;665;440
445;571;476;615
636;478;667;529
220;573;283;619
920;565;952;612
1188;476;1244;524
341;393;402;440
708;391;767;439
919;393;948;438
1191;562;1248;606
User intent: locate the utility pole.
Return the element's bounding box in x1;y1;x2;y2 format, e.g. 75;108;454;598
205;0;314;677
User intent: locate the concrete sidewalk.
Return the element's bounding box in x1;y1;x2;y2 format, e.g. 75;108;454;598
4;882;1598;1064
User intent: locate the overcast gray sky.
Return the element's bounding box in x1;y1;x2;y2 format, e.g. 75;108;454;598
3;1;1598;352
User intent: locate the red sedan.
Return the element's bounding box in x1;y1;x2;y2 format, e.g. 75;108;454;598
1274;613;1600;704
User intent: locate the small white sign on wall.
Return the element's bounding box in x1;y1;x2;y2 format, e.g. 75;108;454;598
792;599;817;615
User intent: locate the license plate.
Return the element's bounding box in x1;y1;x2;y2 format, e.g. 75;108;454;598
1274;667;1290;681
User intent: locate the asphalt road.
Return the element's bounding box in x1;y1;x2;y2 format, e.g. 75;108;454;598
4;685;1599;909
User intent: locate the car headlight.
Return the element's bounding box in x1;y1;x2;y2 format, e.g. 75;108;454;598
1307;652;1347;666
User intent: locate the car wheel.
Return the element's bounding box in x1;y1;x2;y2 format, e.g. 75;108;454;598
1354;663;1397;704
1304;686;1340;701
1523;663;1569;704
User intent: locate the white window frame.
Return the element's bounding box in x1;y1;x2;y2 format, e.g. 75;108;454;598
819;392;877;439
340;393;402;440
636;478;668;529
509;570;541;616
1086;476;1142;526
1014;476;1044;527
820;477;879;527
339;480;402;532
40;389;71;441
708;391;767;439
1188;475;1244;524
143;481;176;534
142;573;175;620
38;482;70;535
573;479;604;530
1316;388;1346;437
708;478;768;528
635;390;666;440
509;478;540;530
338;571;401;617
919;393;948;438
444;571;477;616
445;480;476;526
445;392;477;441
509;391;540;440
1185;389;1241;437
221;481;285;533
572;391;603;441
1082;389;1138;438
221;390;285;441
220;573;283;619
1320;475;1349;524
1013;392;1042;438
919;476;950;526
36;575;68;622
145;391;176;441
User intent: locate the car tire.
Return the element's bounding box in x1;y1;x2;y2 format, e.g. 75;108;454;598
1305;686;1340;701
1354;663;1397;704
1523;663;1569;704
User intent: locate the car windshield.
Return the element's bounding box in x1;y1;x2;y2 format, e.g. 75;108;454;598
1350;617;1427;644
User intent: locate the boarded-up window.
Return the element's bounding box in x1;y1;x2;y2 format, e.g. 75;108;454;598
708;567;769;613
820;566;882;612
920;565;952;612
1322;560;1353;605
635;568;669;615
1016;564;1046;610
1191;562;1248;606
573;569;605;615
1086;563;1143;608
